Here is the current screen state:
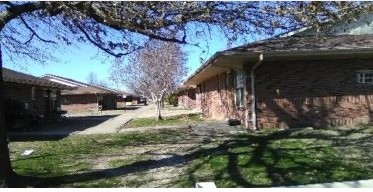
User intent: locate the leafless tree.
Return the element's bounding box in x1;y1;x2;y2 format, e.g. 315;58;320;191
111;40;187;120
86;72;99;85
0;1;372;186
86;72;109;87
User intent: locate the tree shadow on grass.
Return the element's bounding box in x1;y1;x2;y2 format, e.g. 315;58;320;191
9;128;373;188
182;130;373;187
11;154;187;187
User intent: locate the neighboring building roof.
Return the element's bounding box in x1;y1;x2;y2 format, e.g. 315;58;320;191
2;68;74;90
185;35;373;85
42;74;125;95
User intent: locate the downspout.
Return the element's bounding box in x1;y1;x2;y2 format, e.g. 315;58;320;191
250;53;263;130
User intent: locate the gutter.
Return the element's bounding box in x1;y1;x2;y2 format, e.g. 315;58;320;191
249;53;263;130
184;51;224;84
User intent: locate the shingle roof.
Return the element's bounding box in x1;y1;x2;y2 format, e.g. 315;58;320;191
2;68;74;90
227;35;373;53
173;85;196;95
42;74;125;95
184;35;373;86
65;86;122;95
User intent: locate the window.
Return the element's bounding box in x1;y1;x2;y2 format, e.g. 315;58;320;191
357;70;373;84
31;87;37;111
31;87;36;100
234;70;245;108
50;90;57;110
50;90;57;100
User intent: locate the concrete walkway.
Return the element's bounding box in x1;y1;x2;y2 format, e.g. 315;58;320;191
76;104;154;134
76;104;200;134
8;104;201;138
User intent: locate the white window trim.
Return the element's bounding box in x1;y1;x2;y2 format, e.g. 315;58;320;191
357;70;373;84
31;87;36;100
234;70;246;108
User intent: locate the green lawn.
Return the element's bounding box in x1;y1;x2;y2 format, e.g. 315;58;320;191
177;127;373;187
9;131;184;187
124;113;204;128
8;124;373;187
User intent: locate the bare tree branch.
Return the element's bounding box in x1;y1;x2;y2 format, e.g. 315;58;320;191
74;21;144;57
20;16;57;44
110;40;187;120
0;2;45;29
0;2;14;7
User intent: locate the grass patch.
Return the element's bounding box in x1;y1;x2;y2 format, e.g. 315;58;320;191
65;177;122;188
9;129;189;187
175;126;373;187
125;113;203;128
9;124;373;187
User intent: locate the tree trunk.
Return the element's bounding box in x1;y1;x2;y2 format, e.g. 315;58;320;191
156;100;162;121
0;44;14;186
161;96;164;108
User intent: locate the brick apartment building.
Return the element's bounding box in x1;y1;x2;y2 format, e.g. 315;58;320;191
2;68;73;129
185;34;373;129
42;74;125;113
175;86;196;109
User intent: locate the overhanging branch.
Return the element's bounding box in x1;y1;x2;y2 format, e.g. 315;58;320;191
0;1;44;29
20;15;57;44
74;2;189;44
75;21;143;57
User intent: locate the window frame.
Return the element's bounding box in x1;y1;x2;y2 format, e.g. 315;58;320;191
31;87;36;100
234;70;246;108
357;70;373;84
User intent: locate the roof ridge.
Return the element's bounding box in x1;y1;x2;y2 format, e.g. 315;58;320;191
89;83;124;94
4;67;38;78
41;74;90;87
225;34;373;52
42;74;125;95
2;68;74;90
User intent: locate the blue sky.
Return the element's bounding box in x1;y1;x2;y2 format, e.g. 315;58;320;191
2;18;268;92
3;29;234;92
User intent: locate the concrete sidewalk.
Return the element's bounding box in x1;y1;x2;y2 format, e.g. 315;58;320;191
76;104;153;134
77;104;200;134
139;104;200;118
8;104;202;137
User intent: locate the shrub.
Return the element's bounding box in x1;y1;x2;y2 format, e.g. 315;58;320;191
167;94;178;107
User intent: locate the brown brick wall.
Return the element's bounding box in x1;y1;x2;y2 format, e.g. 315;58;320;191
62;94;98;113
197;71;244;121
62;103;98;113
197;57;373;129
3;82;62;117
177;88;197;109
3;83;34;110
254;58;373;128
196;85;202;111
62;94;97;105
61;94;117;112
